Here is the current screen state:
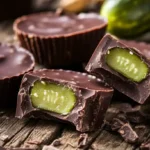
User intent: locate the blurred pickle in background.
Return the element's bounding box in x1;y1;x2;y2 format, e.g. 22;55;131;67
58;0;104;13
100;0;150;39
59;0;89;12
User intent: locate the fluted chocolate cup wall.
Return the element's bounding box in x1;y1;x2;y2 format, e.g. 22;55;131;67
0;44;35;108
13;12;107;68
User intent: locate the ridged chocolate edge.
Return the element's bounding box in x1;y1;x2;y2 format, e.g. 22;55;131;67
76;90;113;132
0;69;34;108
14;26;106;68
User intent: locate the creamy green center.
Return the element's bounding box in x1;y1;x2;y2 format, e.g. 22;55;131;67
105;48;149;82
30;81;76;115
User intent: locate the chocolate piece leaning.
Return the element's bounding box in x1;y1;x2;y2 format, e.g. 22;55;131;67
13;12;107;68
16;69;113;132
0;43;35;108
86;34;150;104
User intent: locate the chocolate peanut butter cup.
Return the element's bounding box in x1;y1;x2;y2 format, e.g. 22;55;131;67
16;69;113;132
0;43;35;108
13;12;107;68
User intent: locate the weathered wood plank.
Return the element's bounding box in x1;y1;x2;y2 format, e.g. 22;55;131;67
0;103;136;150
0;115;29;146
50;124;104;150
91;130;134;150
0;111;17;135
0;110;12;126
134;125;150;145
52;128;81;150
4;120;38;148
20;120;62;150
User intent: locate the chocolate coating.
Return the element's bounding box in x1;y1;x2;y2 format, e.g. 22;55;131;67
0;43;35;107
13;12;107;68
14;13;107;37
118;123;138;144
16;69;113;132
121;40;150;60
86;34;150;104
0;43;34;79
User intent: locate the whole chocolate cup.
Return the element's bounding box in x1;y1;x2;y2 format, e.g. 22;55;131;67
16;69;113;132
0;43;35;108
13;12;107;68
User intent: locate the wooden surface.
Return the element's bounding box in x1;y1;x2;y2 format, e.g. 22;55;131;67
0;106;135;150
0;21;149;150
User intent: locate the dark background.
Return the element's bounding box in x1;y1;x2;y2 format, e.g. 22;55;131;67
0;0;56;21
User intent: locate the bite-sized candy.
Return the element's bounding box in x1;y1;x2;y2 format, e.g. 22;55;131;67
0;43;35;107
86;34;150;104
13;12;107;68
16;69;113;132
105;47;149;82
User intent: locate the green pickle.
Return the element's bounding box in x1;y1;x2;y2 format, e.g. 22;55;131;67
100;0;150;38
30;81;76;115
105;48;149;82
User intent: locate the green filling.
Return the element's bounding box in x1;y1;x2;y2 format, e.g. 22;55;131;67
30;81;76;115
105;48;149;82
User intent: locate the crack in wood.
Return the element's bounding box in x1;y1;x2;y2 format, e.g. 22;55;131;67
4;120;38;148
19;120;63;150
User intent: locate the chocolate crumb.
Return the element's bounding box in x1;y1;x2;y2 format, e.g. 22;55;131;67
78;133;88;148
118;123;138;143
111;113;128;131
140;140;150;150
52;139;62;147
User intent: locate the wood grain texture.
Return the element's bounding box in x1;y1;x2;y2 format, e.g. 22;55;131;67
20;120;62;150
91;130;134;150
50;127;103;150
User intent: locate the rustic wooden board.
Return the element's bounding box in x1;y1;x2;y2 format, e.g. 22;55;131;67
0;108;133;150
0;21;150;150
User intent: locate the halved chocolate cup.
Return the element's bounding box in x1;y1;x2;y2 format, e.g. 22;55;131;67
16;69;113;132
86;34;150;104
